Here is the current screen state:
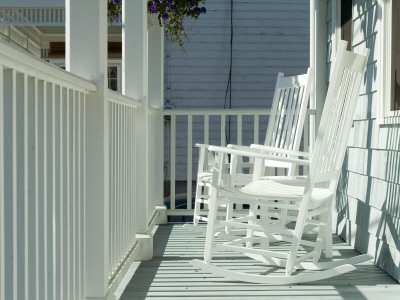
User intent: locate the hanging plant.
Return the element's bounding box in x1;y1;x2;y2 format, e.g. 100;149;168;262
147;0;207;50
108;0;122;22
107;0;207;51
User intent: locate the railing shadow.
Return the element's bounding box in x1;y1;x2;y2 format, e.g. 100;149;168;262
116;225;400;300
119;225;173;300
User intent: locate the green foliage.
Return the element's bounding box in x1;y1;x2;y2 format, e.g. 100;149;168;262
148;1;206;51
107;1;207;52
107;0;122;23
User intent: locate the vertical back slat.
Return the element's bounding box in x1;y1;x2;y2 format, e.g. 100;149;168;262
279;87;295;149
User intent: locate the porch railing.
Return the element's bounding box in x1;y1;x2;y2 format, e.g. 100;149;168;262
163;108;315;218
0;40;96;299
107;91;142;286
0;40;153;299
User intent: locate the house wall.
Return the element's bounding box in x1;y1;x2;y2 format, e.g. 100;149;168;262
327;0;400;282
164;0;310;181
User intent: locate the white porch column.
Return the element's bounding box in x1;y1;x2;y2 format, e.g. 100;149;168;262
311;0;328;130
122;0;152;257
148;14;167;224
66;0;110;299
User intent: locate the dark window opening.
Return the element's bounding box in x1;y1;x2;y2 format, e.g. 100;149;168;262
341;0;352;51
391;0;400;111
108;66;119;92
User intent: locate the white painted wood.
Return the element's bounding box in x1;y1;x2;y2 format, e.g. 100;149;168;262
198;41;369;284
148;17;164;212
33;77;40;300
0;8;65;25
220;116;226;146
66;0;109;298
0;40;95;92
123;0;148;236
253;115;259;144
11;69;18;300
0;64;4;300
170;115;176;209
187;115;193;208
237;115;242;145
188;70;313;234
192;259;359;284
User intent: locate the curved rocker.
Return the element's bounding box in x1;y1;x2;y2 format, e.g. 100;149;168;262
191;258;371;284
243;253;373;270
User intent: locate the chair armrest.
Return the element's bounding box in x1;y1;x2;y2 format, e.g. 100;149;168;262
208;145;311;166
195;143;210;149
250;144;313;158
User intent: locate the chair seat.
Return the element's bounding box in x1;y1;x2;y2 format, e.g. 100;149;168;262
220;179;334;203
198;171;253;186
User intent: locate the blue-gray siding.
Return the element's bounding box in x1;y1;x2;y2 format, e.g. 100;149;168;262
164;0;310;181
328;0;400;282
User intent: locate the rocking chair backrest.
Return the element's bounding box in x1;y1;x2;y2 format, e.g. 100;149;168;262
265;68;313;151
259;68;313;175
309;41;369;192
285;41;368;275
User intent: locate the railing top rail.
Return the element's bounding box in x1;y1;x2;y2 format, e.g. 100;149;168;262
149;106;163;113
0;39;97;93
163;108;316;116
0;1;65;8
108;90;142;109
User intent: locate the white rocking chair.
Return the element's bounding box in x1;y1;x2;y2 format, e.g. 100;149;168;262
185;68;313;232
191;40;372;284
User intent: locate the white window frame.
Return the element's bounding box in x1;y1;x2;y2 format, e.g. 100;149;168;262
379;0;400;124
108;60;122;93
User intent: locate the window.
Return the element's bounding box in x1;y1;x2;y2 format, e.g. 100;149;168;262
391;0;400;111
381;0;400;122
108;65;119;92
341;0;352;51
45;42;123;94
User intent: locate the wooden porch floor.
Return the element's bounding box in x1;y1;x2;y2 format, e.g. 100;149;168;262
117;224;400;300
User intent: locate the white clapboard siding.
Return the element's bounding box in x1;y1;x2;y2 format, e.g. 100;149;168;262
329;0;400;283
164;0;310;181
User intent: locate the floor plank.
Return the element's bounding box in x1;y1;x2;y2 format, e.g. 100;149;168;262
117;224;400;300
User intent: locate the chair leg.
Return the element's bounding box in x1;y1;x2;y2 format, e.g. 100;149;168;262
225;202;233;234
245;204;257;248
204;189;219;263
193;180;204;226
324;211;333;258
259;205;269;250
313;199;333;263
